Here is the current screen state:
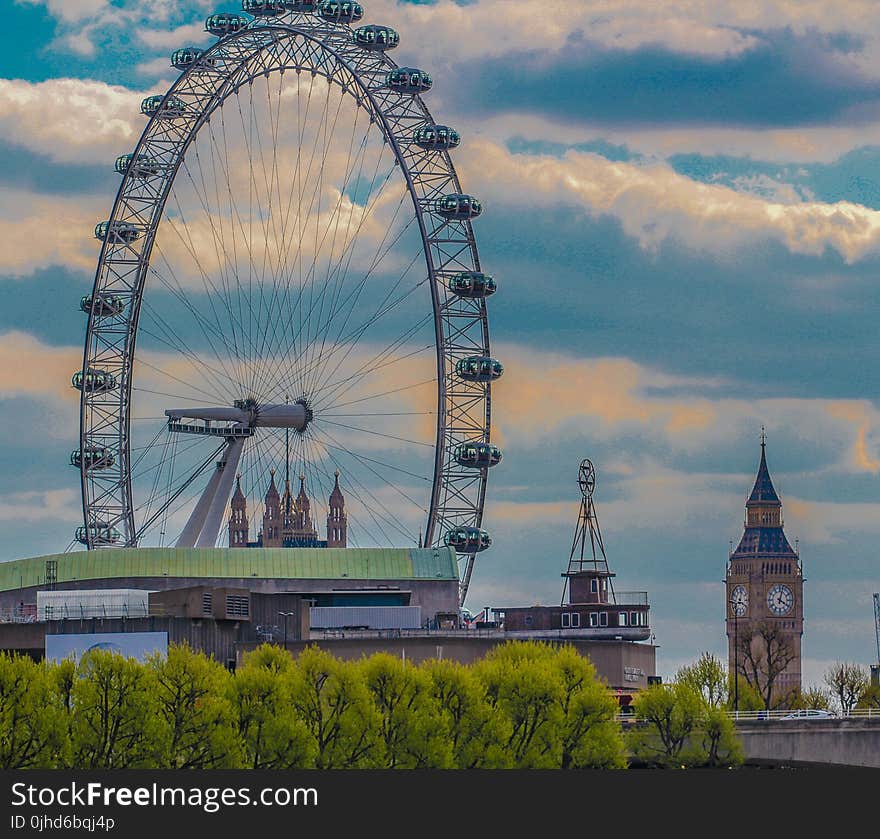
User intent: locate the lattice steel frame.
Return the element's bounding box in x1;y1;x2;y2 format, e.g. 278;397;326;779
78;11;493;603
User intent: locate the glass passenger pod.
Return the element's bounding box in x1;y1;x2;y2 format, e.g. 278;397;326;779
71;368;118;394
114;153;161;179
317;1;364;23
436;193;482;220
284;1;317;10
445;526;492;553
354;25;399;51
140;95;187;119
241;0;286;16
80;294;125;317
454;442;502;469
171;47;217;70
386;67;433;95
75;524;121;546
413;124;460;151
448;271;496;299
455;356;503;382
94;221;141;244
70;447;116;470
205;13;249;36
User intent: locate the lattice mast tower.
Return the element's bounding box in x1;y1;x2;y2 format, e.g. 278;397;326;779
561;459;616;606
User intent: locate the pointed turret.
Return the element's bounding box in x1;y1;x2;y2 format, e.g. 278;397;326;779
327;470;347;548
262;468;282;547
228;474;249;547
732;433;795;555
747;430;781;507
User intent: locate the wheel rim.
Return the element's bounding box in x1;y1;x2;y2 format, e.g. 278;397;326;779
77;12;497;603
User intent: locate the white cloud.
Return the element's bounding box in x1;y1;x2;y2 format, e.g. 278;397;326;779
0;78;159;165
0;189;103;276
457;139;880;262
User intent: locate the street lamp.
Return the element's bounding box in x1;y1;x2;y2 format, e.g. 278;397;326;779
278;611;296;649
729;596;739;714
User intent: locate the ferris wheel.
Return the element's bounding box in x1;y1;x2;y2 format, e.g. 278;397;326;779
72;1;502;604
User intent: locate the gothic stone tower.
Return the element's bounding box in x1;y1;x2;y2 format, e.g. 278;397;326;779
726;435;803;705
262;469;282;547
228;475;248;547
326;470;347;548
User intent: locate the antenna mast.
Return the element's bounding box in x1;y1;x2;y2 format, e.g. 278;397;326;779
561;459;615;604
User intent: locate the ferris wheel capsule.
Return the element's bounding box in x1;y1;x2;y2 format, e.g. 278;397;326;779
317;1;364;23
445;526;492;553
455;356;503;382
141;95;187;119
81;294;125;317
448;272;496;299
413;124;460;151
94;221;140;244
205;13;249;37
386;67;432;95
283;0;317;10
436;193;482;220
70;447;116;471
114;153;161;178
454;443;502;469
171;47;217;71
72;368;118;394
353;25;399;51
76;524;121;546
242;0;286;15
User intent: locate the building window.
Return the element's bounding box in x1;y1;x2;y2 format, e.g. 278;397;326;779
599;612;608;627
571;612;580;628
561;612;571;628
591;578;598;593
619;612;628;627
589;612;598;627
202;592;213;616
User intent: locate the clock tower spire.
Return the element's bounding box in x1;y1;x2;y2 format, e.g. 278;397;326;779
726;433;803;707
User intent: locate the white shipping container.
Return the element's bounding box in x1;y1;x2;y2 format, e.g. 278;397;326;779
37;589;153;621
310;605;422;630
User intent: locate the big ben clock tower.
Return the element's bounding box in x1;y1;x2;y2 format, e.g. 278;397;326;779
726;433;803;705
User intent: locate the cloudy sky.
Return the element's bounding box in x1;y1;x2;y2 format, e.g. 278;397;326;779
2;0;880;685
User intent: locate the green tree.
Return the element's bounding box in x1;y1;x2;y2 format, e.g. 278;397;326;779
423;658;512;768
790;685;833;712
287;646;380;768
361;653;451;768
68;650;161;768
0;654;67;768
476;642;564;768
823;662;869;715
149;644;239;768
738;622;798;709
728;675;764;713
232;645;314;769
553;646;626;769
676;652;728;707
628;682;705;767
698;706;743;767
856;683;880;711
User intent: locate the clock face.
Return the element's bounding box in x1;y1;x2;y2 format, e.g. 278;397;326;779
731;585;748;617
767;583;794;616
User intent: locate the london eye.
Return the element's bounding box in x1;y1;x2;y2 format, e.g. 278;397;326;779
73;1;501;604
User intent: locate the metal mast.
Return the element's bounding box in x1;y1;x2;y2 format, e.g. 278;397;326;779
873;592;880;665
561;459;615;604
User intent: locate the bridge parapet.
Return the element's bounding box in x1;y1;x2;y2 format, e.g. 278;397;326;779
736;716;880;768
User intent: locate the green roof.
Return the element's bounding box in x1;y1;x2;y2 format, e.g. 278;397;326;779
0;547;459;592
